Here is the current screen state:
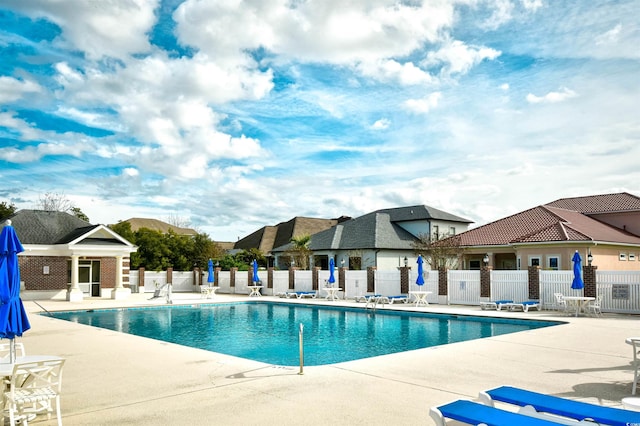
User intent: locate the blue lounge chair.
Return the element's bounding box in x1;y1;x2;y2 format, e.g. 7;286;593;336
480;386;640;426
354;294;381;303
480;300;514;310
505;301;541;312
378;295;408;304
430;399;565;426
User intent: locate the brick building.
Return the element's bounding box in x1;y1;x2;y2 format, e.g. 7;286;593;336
2;210;137;301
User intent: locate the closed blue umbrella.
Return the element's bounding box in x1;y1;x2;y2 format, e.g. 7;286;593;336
571;251;584;290
0;221;31;362
252;259;260;284
416;255;425;286
328;258;336;285
207;259;214;285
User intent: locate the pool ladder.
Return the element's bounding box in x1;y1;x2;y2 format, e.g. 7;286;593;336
365;297;379;311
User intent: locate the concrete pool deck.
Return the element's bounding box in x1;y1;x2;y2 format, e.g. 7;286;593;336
19;293;640;425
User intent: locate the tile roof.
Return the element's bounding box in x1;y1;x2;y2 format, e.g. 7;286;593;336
546;192;640;213
454;193;640;247
3;210;98;245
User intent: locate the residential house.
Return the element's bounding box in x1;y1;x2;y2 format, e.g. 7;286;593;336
454;192;640;270
234;216;351;264
271;205;473;270
121;217;197;236
4;210;137;301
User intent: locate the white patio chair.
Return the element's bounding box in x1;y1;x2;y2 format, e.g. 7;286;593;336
0;342;26;360
553;293;567;313
3;358;65;426
585;295;603;317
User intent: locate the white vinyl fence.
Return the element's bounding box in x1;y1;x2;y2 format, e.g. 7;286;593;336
128;268;640;314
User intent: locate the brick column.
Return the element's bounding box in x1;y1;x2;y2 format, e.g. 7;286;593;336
193;267;199;287
367;266;376;293
139;267;145;290
480;266;491;298
289;267;296;290
230;267;237;288
438;267;448;296
214;267;220;286
166;267;173;285
400;266;410;294
247;269;252;285
583;265;597;298
339;266;347;290
312;267;320;290
528;266;540;300
267;267;274;289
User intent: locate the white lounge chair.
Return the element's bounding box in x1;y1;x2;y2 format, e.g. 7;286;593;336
354;294;381;303
282;291;316;299
629;337;640;395
377;295;408;304
505;301;540;312
0;342;26;360
480;300;514;310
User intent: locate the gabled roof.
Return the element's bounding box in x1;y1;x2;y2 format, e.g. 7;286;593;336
2;210;135;248
121;217;197;236
546;192;640;214
3;209;97;244
454;195;640;247
307;212;417;251
235;216;345;254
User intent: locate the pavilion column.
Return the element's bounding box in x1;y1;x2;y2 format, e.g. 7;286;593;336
66;255;83;302
111;255;131;300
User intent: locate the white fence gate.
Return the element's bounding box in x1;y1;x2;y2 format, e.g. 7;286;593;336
447;270;480;305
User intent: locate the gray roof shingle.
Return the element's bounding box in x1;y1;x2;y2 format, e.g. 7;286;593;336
3;210;97;245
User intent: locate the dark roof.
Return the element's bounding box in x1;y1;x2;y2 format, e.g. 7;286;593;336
2;210;98;245
373;205;472;223
454;194;640;247
235;217;343;254
546;192;640;214
308;212;417;251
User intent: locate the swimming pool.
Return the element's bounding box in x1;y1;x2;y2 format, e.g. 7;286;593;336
47;302;561;366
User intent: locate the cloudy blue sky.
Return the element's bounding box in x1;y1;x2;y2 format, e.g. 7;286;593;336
1;0;638;242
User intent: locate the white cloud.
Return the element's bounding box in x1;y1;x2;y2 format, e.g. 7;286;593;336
423;40;501;76
526;87;578;104
356;60;434;86
403;92;442;114
521;0;544;12
371;118;390;130
0;77;40;103
596;24;622;45
8;0;157;60
481;0;515;30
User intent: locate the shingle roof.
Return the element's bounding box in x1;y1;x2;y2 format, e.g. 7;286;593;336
373;205;472;223
235;217;342;254
122;218;197;235
306;212;419;251
2;210;98;244
454;194;640;247
546;192;640;213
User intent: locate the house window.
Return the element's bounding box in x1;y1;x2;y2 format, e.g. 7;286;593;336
432;225;439;239
517;257;521;270
469;260;481;270
529;256;541;267
629;253;637;261
619;253;627;261
548;256;559;270
449;226;456;235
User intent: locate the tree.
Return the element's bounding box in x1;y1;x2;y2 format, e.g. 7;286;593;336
412;232;465;270
37;192;73;212
0;201;17;221
285;234;312;270
70;207;89;222
36;192;89;221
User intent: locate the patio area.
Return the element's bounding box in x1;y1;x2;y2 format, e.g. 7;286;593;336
19;293;640;425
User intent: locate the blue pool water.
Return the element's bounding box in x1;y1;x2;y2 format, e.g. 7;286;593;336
47;302;560;366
